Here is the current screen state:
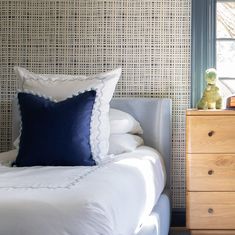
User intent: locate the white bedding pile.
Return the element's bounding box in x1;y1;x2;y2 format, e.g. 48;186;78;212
0;146;165;235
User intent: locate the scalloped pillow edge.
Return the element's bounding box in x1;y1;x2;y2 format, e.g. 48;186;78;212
14;67;122;163
15;88;100;162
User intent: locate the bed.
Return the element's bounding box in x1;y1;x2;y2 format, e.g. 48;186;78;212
111;98;172;235
0;97;172;235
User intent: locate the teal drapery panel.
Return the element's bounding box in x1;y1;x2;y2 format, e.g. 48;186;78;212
191;0;216;107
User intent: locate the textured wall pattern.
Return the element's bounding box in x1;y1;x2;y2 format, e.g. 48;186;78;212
0;0;191;208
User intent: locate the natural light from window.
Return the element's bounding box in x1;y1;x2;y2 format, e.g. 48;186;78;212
217;1;235;78
216;0;235;98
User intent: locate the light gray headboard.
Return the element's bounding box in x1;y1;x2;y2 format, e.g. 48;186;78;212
111;98;172;187
12;98;172;186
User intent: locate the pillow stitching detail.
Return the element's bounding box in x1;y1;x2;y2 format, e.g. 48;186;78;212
15;67;87;82
0;154;126;190
90;79;106;163
14;92;21;157
15;67;120;82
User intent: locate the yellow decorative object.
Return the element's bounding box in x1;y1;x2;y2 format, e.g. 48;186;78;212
197;68;222;109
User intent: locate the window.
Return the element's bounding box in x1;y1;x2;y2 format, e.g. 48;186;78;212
216;1;235;96
191;0;235;107
217;1;235;78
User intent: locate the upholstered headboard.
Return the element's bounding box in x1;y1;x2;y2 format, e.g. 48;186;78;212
12;98;172;186
111;98;172;187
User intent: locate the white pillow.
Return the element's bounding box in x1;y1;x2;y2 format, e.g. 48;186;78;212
109;108;143;134
14;67;121;163
108;134;144;155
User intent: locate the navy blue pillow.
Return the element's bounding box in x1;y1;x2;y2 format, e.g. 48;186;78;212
15;91;96;167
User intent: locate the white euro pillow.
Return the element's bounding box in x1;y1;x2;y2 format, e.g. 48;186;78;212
109;108;143;134
108;134;144;155
14;67;121;163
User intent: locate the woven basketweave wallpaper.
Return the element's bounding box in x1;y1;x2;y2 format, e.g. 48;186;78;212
0;0;191;208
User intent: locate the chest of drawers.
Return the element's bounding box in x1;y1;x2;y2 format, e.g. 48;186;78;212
186;109;235;235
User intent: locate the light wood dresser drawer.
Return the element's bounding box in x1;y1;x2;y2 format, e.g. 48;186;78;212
186;110;235;234
186;116;235;153
187;154;235;191
187;192;235;230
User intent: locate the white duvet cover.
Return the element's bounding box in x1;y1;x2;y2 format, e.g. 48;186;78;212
0;146;166;235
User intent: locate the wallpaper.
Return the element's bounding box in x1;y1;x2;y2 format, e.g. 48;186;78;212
0;0;191;208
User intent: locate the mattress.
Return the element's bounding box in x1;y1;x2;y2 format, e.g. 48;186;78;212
136;191;171;235
0;146;166;235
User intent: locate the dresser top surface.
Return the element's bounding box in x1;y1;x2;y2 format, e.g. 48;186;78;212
187;109;235;116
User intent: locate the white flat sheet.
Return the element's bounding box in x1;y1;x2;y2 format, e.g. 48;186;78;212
0;146;166;235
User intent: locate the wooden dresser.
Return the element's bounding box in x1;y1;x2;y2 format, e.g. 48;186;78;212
186;109;235;235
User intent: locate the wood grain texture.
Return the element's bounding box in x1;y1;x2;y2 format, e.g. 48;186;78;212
186;110;235;234
187;192;235;229
187;154;235;191
191;230;235;235
186;115;235;153
186;109;235;116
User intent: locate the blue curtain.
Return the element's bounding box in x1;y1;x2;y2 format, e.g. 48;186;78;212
191;0;216;107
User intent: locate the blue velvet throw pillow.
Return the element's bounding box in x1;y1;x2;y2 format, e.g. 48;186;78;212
15;91;96;167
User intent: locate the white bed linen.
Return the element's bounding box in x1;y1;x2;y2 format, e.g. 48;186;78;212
0;146;166;235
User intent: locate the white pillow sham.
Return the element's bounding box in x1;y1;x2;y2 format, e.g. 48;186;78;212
14;67;121;163
108;134;144;155
109;108;143;134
